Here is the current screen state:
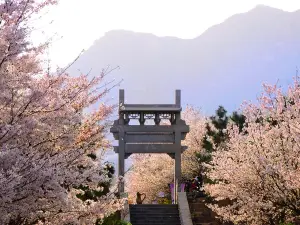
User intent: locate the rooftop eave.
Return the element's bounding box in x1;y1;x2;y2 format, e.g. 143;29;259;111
120;104;182;112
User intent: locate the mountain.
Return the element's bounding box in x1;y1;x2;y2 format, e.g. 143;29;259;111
67;5;300;115
67;5;300;169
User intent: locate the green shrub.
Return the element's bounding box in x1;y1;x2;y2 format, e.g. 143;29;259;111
279;221;294;225
157;197;172;204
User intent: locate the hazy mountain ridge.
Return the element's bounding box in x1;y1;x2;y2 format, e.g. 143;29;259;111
68;5;300;114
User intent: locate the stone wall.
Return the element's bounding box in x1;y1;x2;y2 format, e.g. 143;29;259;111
187;195;233;225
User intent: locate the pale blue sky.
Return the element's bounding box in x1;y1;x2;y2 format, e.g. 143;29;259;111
33;0;300;69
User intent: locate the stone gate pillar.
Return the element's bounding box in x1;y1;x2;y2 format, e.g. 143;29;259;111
118;90;125;195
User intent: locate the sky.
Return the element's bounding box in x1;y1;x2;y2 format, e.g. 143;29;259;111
30;0;300;168
33;0;300;70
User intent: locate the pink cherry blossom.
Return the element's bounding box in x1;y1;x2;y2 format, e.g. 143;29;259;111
205;78;300;224
0;0;124;224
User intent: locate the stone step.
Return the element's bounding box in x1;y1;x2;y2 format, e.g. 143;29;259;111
130;206;179;210
130;212;178;217
129;204;181;225
131;217;180;222
130;209;179;213
130;204;178;208
130;214;180;221
130;205;179;213
131;223;181;225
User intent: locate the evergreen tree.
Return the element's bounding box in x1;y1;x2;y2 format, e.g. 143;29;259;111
197;106;246;183
230;111;247;133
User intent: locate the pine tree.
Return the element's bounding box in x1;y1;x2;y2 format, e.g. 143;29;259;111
230;111;246;133
197;106;246;183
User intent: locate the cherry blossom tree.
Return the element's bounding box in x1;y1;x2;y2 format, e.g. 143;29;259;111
126;153;174;203
181;106;207;178
126;106;206;203
0;0;124;224
205;78;300;225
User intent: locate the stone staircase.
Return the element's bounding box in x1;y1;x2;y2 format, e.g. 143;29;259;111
129;204;181;225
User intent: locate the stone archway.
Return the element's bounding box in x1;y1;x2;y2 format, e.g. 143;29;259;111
110;89;189;203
